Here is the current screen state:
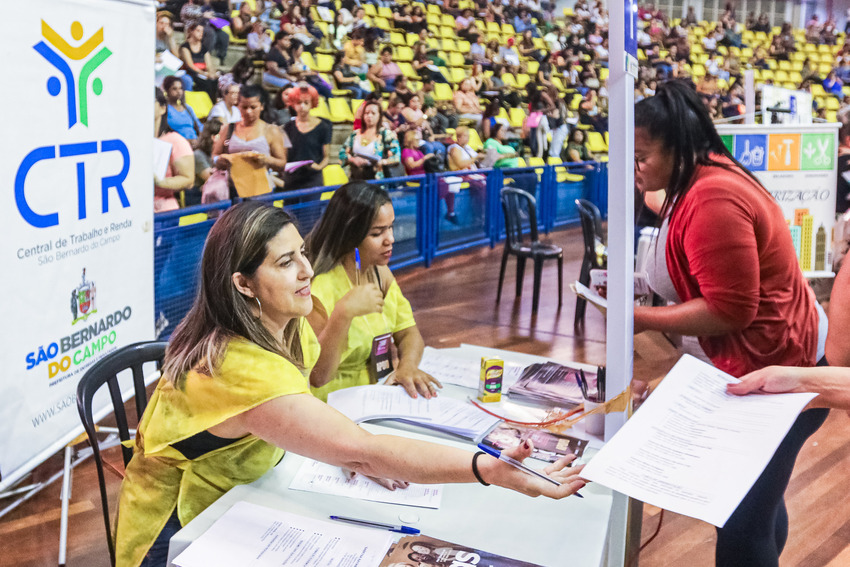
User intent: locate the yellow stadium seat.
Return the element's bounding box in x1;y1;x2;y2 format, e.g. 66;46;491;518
819;63;833;76
819;44;832;54
441;26;456;39
826;110;839;122
502;23;516;36
314;53;333;73
599;67;609;81
525;60;539;75
373;17;390;30
467;128;483;151
398;61;418;79
351;98;365;116
449;67;466;84
514;157;527;167
586;131;608;154
442;14;455;26
328;98;355;123
774;70;790;83
310;97;331;120
222;25;246;45
551;76;567;91
487;22;501;34
547;157;584;182
448;51;465;67
427;13;441;27
396;46;414;62
778;60;792;71
789;71;803;84
443;38;458;52
362;3;377;16
508;107;525;128
826;97;840;111
569;93;582;110
433;82;454;102
457;40;471;52
184;91;213;120
378;6;393;18
516;73;531;88
406;33;419;46
760;69;774;81
501;73;518;88
427;3;441;14
390;32;406;45
811;83;826;97
532;37;545;49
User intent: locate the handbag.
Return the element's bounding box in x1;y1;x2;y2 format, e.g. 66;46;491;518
381;130;406;178
201;169;230;203
202;123;236;203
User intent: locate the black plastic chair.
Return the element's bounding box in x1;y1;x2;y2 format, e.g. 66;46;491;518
76;341;168;566
575;198;607;328
497;187;563;313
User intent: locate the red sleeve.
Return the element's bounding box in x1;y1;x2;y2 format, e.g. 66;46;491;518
680;190;761;328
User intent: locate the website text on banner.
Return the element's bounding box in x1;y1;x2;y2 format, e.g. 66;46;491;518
717;124;839;277
0;0;155;492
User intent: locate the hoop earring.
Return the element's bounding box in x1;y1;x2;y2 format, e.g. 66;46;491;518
254;296;262;320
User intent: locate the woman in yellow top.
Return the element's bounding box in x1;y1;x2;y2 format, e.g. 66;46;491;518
115;201;585;567
305;182;442;401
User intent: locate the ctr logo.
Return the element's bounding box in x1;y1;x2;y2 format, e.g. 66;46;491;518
35;20;112;129
15;20;130;230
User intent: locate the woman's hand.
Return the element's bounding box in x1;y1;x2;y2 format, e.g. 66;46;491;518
215;154;233;169
338;283;384;319
348;155;368;167
386;364;442;399
244;151;267;166
482;440;588;498
726;366;806;397
341;467;410;491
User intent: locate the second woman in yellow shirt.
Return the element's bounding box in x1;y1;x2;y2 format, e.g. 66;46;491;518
305;182;442;401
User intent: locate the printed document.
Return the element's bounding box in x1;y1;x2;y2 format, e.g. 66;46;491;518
289;459;444;508
172;501;393;567
581;355;817;527
417;347;524;390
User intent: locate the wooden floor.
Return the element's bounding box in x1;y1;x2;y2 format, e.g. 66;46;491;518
1;226;848;567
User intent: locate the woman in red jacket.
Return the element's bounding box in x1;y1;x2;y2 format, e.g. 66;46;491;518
632;80;828;567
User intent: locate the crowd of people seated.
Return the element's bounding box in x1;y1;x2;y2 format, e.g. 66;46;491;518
154;0;850;213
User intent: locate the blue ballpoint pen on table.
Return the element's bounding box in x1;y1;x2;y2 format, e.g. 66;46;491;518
329;515;420;534
477;444;584;498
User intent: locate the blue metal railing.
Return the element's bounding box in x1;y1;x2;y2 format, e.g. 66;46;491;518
153;162;607;338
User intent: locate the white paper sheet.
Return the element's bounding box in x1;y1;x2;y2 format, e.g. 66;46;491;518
289;459;444;508
172;501;393;567
327;385;437;423
570;281;607;311
581;355;817;527
153;138;172;180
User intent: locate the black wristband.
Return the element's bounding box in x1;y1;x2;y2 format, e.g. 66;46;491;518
471;451;491;486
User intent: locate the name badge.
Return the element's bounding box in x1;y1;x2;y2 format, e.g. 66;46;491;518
369;332;394;382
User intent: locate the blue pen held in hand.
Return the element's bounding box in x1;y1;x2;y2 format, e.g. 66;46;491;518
477;443;583;497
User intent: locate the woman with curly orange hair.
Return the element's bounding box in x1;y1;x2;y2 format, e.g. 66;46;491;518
282;84;332;191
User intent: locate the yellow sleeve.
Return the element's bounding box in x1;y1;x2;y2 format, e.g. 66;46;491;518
141;339;309;454
385;280;416;334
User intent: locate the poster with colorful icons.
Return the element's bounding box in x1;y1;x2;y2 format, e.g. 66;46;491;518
0;0;154;491
717;124;839;277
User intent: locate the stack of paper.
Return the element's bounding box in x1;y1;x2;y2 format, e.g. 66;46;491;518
289;459;444;508
172;501;393;567
507;362;590;406
328;385;499;440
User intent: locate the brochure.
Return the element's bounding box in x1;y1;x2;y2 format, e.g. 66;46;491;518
379;535;543;567
481;422;588;463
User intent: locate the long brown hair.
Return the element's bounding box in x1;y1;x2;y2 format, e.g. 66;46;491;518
162;202;304;384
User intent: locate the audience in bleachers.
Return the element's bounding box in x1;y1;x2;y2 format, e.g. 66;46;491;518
153;0;850;212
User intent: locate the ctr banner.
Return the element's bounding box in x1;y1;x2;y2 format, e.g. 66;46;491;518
717;124;839;277
0;0;154;490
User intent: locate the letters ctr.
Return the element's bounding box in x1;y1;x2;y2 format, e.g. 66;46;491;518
15;139;131;228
